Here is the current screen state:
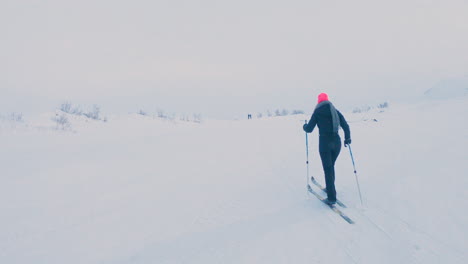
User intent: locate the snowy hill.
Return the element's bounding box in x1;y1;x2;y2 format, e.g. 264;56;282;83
424;77;468;100
1;97;467;264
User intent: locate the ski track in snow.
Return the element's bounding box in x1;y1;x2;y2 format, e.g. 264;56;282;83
1;97;467;264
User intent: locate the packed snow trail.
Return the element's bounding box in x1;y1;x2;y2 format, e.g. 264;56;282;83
307;184;354;224
1;97;467;263
311;176;347;208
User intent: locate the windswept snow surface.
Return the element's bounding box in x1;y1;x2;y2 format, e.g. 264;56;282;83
1;97;467;264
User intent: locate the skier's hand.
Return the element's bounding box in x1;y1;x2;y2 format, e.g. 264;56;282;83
303;124;308;132
344;138;351;146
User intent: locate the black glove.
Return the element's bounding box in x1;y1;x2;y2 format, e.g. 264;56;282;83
303;124;307;132
344;138;351;146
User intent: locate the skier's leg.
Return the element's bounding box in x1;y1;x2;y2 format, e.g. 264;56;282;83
328;138;341;201
320;151;336;201
331;138;342;166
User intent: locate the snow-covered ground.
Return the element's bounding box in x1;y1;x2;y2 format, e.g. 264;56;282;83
1;96;467;264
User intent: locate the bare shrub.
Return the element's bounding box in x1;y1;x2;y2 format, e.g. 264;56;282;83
352;105;371;113
156;109;167;119
177;113;202;123
167;113;176;121
60;102;72;113
71;106;83;115
83;105;100;120
52;113;71;130
10;112;23;122
378;102;389;109
179;114;189;122
193;113;202;123
60;102;82;115
1;112;23;122
352;108;362;113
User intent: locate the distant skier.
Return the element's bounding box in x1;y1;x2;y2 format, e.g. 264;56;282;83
303;93;351;205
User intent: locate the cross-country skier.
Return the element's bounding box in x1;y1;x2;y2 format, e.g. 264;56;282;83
303;93;351;205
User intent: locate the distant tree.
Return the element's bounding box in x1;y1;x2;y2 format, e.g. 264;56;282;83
275;109;281;116
292;110;305;115
281;109;289;116
257;112;263;118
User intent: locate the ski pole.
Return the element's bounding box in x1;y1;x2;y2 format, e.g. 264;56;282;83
305;120;310;187
346;144;363;206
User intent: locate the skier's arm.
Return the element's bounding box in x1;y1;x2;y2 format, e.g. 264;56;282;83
337;110;351;140
303;113;317;133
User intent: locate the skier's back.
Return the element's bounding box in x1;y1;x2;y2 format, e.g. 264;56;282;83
303;93;351;204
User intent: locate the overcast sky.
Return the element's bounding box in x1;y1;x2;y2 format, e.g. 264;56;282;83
1;0;467;118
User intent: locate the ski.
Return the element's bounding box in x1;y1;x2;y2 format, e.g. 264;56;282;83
310;176;347;208
307;184;354;224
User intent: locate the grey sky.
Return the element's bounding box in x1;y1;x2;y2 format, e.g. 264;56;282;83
1;0;467;118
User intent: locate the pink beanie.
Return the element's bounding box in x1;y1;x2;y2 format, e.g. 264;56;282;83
317;93;329;104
